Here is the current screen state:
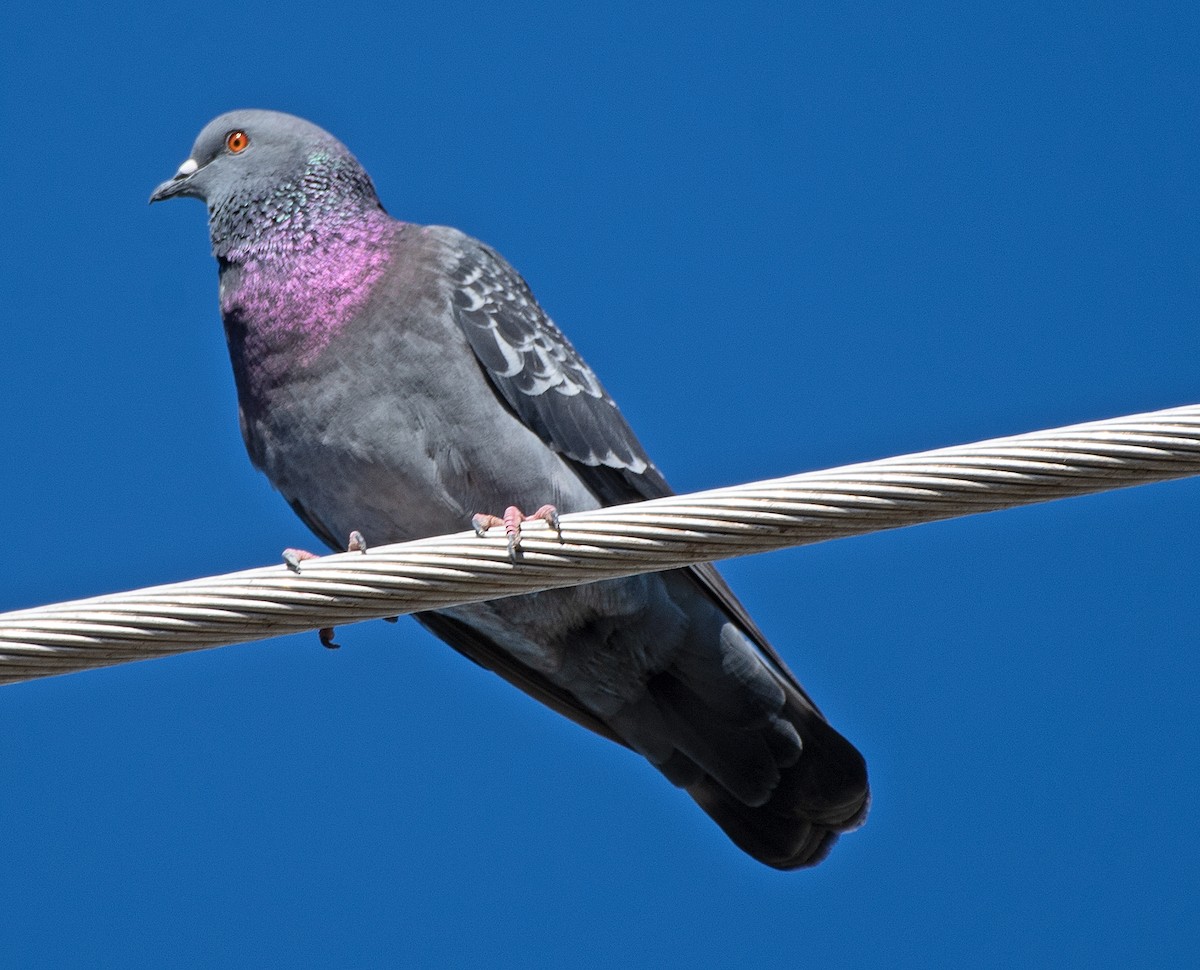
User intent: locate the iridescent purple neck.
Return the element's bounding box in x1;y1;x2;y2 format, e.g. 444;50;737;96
218;204;401;398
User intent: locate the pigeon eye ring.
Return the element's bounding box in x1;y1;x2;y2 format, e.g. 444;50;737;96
225;129;249;153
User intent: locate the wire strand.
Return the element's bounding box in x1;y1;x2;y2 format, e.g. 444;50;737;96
3;403;1199;684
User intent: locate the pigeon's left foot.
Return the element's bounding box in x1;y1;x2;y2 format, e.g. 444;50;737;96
283;531;369;572
472;504;562;561
283;532;371;649
283;548;320;573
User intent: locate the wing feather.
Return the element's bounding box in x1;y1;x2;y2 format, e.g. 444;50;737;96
443;236;819;707
449;241;667;493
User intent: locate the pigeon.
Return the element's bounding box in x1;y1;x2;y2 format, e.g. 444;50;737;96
151;109;869;868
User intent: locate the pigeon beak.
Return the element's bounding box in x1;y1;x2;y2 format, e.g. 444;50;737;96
149;158;201;204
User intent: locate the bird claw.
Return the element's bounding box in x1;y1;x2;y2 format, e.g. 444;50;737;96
471;513;497;539
284;532;369;646
283;527;367;572
283;548;319;573
471;504;562;562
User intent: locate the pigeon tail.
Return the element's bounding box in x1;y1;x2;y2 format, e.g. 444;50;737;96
685;688;869;869
617;663;869;869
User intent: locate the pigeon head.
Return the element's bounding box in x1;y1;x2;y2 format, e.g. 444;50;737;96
150;109;384;258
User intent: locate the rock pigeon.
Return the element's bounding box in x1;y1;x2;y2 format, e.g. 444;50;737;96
150;109;869;868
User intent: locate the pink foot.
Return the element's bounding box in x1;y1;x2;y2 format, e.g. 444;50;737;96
471;504;562;561
282;531;370;649
282;547;320;573
283;531;368;572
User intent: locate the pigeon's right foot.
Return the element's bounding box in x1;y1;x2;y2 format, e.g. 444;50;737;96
471;504;561;562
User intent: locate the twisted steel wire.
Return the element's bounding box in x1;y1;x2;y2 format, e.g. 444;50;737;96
3;404;1198;684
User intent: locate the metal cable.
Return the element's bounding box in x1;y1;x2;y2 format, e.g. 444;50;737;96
3;403;1199;684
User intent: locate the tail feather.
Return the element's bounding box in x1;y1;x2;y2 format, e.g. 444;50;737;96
610;661;868;869
417;575;869;869
687;686;870;869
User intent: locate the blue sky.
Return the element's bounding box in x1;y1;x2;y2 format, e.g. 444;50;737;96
3;3;1198;967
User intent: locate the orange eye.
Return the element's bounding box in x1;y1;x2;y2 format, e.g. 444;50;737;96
225;130;250;153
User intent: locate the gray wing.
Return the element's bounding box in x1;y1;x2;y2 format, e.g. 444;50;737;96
444;235;823;710
449;240;671;506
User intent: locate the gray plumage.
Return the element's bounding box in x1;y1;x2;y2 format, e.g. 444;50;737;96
151;109;869;868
